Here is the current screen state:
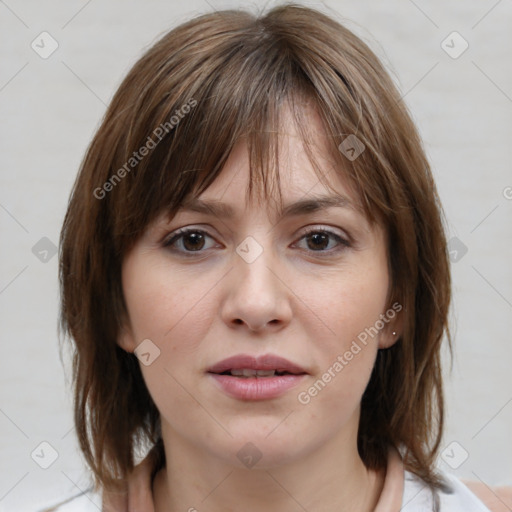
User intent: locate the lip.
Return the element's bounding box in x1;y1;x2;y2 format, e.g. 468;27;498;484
207;353;308;375
209;373;307;400
207;353;308;401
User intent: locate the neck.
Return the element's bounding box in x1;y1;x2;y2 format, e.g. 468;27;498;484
153;419;385;512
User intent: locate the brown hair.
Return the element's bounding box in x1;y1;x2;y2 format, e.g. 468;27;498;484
59;2;451;494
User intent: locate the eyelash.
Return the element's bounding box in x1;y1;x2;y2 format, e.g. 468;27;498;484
162;226;351;258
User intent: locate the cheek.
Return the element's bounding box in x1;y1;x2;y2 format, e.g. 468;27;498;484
121;257;231;423
122;257;216;353
300;258;389;352
294;259;388;408
121;257;219;422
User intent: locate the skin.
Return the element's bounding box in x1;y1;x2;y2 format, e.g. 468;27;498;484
118;105;401;512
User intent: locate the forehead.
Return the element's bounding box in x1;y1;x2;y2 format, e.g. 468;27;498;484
185;102;362;217
184;150;360;225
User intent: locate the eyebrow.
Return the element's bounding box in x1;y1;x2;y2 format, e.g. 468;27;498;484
179;194;358;220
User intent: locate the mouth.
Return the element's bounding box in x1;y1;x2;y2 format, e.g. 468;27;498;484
206;354;308;400
207;353;308;377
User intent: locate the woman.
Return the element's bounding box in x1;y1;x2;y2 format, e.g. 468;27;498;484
54;4;491;511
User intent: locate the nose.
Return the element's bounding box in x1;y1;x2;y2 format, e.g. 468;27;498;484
220;244;293;333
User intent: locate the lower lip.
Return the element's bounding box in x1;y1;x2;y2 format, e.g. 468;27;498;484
208;373;307;401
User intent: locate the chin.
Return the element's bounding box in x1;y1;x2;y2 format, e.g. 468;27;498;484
227;437;306;470
210;422;311;469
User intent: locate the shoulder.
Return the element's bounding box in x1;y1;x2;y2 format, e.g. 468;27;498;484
402;469;492;511
39;487;102;512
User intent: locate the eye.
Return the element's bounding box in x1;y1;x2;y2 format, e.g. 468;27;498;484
162;226;351;258
294;227;350;254
163;228;218;256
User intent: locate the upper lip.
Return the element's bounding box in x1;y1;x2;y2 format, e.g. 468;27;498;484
207;354;308;375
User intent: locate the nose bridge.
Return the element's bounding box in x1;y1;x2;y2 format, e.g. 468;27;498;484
221;232;291;331
235;233;279;304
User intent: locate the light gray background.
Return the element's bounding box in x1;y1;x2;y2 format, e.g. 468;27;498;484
1;1;511;510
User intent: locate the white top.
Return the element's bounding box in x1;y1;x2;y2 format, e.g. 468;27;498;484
41;449;491;512
402;469;491;511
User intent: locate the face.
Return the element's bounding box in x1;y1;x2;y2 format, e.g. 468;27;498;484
119;106;400;469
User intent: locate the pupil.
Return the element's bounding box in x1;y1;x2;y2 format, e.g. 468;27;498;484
184;233;204;251
308;233;328;250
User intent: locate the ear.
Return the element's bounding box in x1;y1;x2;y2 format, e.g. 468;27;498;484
378;302;404;349
117;322;137;353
